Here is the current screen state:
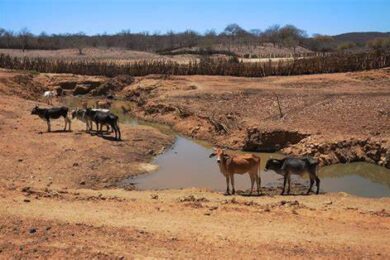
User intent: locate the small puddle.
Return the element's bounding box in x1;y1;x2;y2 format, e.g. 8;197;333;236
65;98;390;198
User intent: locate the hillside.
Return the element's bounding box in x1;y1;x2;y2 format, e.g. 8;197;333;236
333;32;390;45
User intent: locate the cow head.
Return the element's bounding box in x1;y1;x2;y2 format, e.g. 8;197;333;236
31;105;40;115
71;109;78;119
209;147;228;164
264;158;282;172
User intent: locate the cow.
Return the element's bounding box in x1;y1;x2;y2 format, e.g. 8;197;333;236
85;108;121;140
264;157;320;195
43;90;56;105
31;106;71;132
209;147;261;195
71;108;91;131
95;100;112;109
72;108;114;133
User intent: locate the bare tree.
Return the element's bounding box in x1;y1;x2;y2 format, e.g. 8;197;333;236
262;25;281;47
71;32;87;55
19;28;33;52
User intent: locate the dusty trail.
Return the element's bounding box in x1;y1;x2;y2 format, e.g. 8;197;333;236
1;187;390;258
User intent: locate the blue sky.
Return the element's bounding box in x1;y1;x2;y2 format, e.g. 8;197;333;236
0;0;389;36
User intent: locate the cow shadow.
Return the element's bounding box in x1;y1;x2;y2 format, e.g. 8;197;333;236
232;185;323;197
87;130;121;142
39;130;72;134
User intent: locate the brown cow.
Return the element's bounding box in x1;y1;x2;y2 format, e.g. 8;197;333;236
209;148;261;195
95;100;112;109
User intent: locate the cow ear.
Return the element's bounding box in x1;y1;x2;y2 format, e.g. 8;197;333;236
209;153;216;158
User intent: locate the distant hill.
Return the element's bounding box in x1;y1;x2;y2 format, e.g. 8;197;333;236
332;32;390;45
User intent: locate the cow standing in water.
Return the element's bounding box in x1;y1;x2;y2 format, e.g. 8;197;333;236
210;148;261;195
265;157;320;195
31;106;71;132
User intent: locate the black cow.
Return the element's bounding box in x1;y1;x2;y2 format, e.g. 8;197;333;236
85;108;121;140
31;106;71;132
265;157;320;195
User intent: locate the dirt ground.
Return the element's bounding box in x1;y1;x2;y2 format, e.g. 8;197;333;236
0;69;389;258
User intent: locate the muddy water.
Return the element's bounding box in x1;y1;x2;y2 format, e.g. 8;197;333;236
128;135;390;197
65;97;390;197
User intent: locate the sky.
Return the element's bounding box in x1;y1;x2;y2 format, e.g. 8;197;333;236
0;0;389;36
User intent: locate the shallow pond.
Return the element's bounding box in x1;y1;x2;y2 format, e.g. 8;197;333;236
129;135;390;198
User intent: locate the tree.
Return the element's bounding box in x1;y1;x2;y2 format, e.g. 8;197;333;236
19;28;33;52
71;32;87;55
311;34;335;54
337;42;356;52
278;25;306;53
262;25;281;47
367;37;390;54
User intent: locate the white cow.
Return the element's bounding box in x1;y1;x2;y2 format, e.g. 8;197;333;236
43;90;56;105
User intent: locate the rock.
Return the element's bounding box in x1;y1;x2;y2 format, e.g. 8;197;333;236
29;228;37;234
73;84;92;95
243;128;309;152
79;181;86;185
91;75;134;96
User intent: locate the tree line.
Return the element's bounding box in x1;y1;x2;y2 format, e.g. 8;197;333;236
1;24;389;56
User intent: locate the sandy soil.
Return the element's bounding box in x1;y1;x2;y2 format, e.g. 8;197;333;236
0;69;389;258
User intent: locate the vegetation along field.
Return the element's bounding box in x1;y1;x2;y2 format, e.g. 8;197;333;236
0;0;389;258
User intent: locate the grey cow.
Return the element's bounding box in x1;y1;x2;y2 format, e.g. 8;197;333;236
265;157;320;195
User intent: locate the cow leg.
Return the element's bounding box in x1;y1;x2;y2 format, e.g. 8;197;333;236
117;124;121;140
63;117;67;131
281;173;287;195
287;173;291;195
98;123;102;135
230;174;235;195
256;173;261;195
249;174;255;196
225;175;230;195
307;176;314;195
315;176;321;194
67;117;71;131
113;125;118;140
46;120;51;132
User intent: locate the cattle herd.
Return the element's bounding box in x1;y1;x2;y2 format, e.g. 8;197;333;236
31;97;121;140
31;91;321;195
